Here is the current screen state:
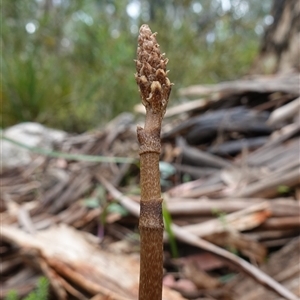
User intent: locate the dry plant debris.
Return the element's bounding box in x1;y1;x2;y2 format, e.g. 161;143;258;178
1;71;299;300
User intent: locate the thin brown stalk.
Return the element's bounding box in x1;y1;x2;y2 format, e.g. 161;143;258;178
135;24;172;300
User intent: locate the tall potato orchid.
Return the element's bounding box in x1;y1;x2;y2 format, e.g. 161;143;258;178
135;24;172;300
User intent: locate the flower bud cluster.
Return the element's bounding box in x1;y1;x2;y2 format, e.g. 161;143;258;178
135;24;172;116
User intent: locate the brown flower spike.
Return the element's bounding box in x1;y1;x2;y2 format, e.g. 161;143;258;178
135;24;172;116
136;25;172;157
135;25;172;299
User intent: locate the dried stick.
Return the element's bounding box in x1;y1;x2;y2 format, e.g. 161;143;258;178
135;24;172;300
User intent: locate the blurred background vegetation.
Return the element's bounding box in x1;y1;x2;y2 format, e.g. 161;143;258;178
2;0;273;132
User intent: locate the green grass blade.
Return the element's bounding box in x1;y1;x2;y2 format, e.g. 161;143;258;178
1;136;137;164
163;201;179;258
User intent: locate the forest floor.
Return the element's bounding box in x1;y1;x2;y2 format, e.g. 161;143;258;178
1;71;300;300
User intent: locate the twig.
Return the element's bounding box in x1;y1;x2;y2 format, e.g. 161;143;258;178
235;168;300;198
177;137;232;169
268;96;300;125
171;225;299;300
165;198;299;217
181;202;271;236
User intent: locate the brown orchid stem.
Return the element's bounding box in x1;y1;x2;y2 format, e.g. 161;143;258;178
135;24;172;300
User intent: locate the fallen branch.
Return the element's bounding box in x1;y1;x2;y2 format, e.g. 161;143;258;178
165;198;299;217
235;168;300;198
181;202;271;236
268;97;300;125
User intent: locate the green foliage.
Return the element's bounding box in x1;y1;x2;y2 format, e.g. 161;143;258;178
212;208;227;228
81;185;128;227
2;0;136;132
163;202;179;258
5;277;49;300
159;161;176;187
107;202;129;216
277;185;291;194
5;291;18;300
2;0;272;132
219;273;236;283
